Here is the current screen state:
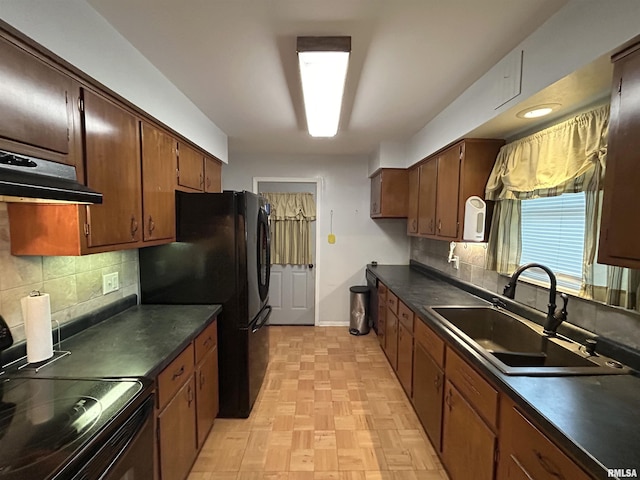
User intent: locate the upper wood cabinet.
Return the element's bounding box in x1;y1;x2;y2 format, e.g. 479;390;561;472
176;145;223;193
177;142;205;191
407;167;420;234
83;89;142;248
141;122;177;242
370;168;409;218
599;39;640;268
418;159;437;236
0;34;80;166
204;156;222;193
408;139;504;241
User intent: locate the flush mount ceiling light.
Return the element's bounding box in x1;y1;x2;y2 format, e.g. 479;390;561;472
297;36;351;137
516;103;561;119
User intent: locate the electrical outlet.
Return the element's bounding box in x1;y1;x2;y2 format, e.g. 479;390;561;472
102;272;120;295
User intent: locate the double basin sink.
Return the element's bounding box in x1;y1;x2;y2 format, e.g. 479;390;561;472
427;306;631;376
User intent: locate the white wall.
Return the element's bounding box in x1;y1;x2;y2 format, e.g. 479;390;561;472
225;153;410;325
368;141;409;177
409;0;640;164
0;0;228;162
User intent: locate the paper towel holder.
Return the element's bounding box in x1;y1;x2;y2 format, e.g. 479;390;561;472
463;196;486;241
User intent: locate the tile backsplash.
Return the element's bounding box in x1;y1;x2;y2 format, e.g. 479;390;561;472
0;203;139;344
410;236;640;350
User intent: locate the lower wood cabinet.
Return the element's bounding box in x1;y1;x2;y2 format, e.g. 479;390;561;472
397;322;413;395
156;317;219;480
396;300;414;397
442;379;496;480
497;397;591;480
158;377;197;480
412;340;444;452
385;312;398;370
196;344;219;447
377;283;388;348
373;282;597;480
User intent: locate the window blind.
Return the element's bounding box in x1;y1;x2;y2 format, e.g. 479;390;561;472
520;192;585;291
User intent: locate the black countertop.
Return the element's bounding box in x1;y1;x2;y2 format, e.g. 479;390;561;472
367;263;640;480
10;304;221;380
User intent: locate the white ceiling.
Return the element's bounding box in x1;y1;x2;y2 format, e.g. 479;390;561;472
84;0;594;157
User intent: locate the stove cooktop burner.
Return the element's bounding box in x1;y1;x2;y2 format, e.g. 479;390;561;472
0;377;143;479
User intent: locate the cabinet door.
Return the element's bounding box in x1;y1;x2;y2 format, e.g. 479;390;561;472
177;142;204;191
599;47;640;267
377;287;387;348
497;399;592;480
442;380;495;480
83;89;142;248
412;342;443;452
158;377;197;480
196;346;219;448
0;35;74;161
385;312;398;371
397;323;413;396
370;172;382;215
418;160;437;235
436;146;461;238
204;156;222;193
407;167;420;234
141;122;176;242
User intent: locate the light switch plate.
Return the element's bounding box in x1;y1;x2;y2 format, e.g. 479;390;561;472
102;272;120;295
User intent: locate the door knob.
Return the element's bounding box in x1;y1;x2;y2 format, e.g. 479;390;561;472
308;264;314;269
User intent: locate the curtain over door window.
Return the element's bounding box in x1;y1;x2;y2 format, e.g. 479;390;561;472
262;192;316;265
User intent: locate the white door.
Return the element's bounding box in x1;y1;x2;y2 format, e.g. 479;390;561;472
258;181;316;325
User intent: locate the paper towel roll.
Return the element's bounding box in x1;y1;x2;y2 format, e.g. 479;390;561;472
21;292;53;363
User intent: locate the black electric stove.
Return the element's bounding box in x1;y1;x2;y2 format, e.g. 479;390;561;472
0;376;153;480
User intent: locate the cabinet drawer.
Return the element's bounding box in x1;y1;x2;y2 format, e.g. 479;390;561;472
378;282;388;296
157;343;195;409
195;318;217;365
415;320;445;368
505;407;591;480
445;347;498;428
397;301;414;333
387;291;398;315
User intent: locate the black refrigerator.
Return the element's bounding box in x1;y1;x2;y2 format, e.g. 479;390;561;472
139;190;271;418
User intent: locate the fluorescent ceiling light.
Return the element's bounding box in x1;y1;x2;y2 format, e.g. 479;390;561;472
297;37;351;137
516;103;561;119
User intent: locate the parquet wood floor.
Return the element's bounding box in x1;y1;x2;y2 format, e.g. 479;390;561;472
188;326;449;480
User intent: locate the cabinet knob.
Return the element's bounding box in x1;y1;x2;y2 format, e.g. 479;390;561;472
148;215;155;235
206;176;211;189
438;219;442;231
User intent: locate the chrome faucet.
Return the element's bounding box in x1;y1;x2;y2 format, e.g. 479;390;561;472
502;263;569;336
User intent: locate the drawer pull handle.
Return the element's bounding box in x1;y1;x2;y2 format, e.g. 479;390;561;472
172;366;185;380
200;371;205;388
534;449;564;479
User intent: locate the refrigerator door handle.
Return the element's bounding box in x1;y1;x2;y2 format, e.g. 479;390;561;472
253;306;272;333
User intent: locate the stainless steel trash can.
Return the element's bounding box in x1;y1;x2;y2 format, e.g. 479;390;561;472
349;286;370;335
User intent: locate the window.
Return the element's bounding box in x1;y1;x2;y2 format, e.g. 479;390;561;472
519;192;585;292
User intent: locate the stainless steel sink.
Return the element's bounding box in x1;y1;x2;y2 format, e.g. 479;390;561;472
428;306;631;376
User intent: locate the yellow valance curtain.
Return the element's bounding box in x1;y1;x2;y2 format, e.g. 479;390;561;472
262;192;316;265
485;105;609;277
485;104;609;201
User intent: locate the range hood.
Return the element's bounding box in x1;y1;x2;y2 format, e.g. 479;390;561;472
0;149;102;204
